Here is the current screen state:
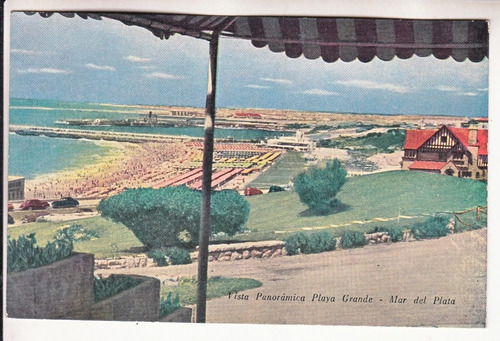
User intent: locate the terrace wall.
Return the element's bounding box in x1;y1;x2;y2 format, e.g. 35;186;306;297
7;253;95;319
91;275;160;322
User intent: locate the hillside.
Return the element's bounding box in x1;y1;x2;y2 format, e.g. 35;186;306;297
241;171;486;240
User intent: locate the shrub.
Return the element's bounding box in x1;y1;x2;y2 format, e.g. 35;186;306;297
367;226;385;234
284;232;310;255
294;159;347;215
387;226;404;242
54;224;100;242
98;186;250;249
284;231;336;255
341;231;367;249
94;274;143;302
411;215;449;240
166;247;192;265
159;292;181;319
147;247;192;266
147;248;169;266
7;233;73;273
305;231;337;254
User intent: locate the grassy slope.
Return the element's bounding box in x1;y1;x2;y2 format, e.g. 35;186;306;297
8;171;486;257
241;171;486;240
7;216;142;259
248;151;307;188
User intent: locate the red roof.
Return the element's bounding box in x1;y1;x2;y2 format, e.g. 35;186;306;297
477;129;488;156
404;129;437;149
404;126;488;156
408;161;447;171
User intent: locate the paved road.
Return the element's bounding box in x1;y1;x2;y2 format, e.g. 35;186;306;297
97;229;487;327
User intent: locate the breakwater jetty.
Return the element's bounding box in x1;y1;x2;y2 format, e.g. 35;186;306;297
9;125;201;143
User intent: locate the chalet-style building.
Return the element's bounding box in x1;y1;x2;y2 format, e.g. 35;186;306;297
401;125;487;180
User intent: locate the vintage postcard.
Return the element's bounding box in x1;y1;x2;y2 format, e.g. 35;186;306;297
3;0;500;340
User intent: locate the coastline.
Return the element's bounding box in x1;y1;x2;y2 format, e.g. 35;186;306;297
24;139;198;201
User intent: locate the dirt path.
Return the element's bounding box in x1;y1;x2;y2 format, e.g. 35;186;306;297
97;229;486;327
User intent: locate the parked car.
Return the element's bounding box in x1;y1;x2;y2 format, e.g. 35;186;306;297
244;187;263;196
19;199;50;210
52;197;80;209
268;185;285;193
8;203;14;211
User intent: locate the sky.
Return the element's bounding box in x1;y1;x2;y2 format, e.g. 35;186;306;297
8;12;489;117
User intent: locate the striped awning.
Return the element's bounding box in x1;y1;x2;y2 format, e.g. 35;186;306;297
29;12;489;63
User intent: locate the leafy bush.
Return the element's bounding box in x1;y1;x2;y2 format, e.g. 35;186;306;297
94;275;143;302
147;247;192;266
159;292;181;319
166;247;192;265
284;231;310;255
305;231;337;254
147;248;169;266
367;226;385;234
54;224;100;242
341;231;367;249
387;226;404;242
7;233;73;273
411;215;449;240
98;186;250;249
294;159;347;215
284;231;336;255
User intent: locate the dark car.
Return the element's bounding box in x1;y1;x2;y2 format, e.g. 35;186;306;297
244;187;263;196
268;185;285;193
52;197;80;209
19;199;50;210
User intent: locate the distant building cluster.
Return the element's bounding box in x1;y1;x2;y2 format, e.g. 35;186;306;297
171;110;199;117
402;125;487;180
266;131;315;152
234;112;262;119
8;176;25;201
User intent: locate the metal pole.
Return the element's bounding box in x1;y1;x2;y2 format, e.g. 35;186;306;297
196;33;219;323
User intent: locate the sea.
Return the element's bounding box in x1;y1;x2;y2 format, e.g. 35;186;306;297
8;98;290;180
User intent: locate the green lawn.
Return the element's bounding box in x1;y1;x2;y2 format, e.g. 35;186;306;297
7;171;487;258
248;151;308;189
7;216;143;259
238;171;486;240
161;277;262;306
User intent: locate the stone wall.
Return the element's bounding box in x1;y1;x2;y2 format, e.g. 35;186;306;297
363;230;414;244
95;241;287;269
7;253;95;319
95;255;154;270
93;232;420;270
190;240;286;262
94;229;421;270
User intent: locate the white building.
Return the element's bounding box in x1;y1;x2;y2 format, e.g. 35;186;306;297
266;131;315;152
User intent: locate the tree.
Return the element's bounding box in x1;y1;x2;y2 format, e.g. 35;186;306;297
293;158;347;215
97;186;250;249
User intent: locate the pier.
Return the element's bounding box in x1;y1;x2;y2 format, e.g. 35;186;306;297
9;125;201;143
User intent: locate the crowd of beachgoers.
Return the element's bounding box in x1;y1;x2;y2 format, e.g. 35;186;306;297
25;141;198;200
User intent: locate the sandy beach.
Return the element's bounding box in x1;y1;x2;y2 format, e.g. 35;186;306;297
25;140;199;200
